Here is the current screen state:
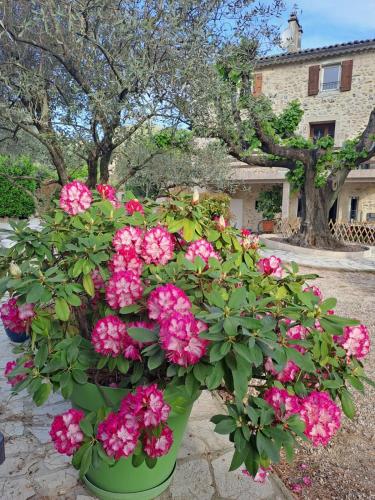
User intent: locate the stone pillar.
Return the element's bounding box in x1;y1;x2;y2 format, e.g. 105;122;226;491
281;181;290;220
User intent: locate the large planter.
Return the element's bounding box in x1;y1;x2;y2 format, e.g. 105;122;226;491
70;382;194;500
4;327;29;343
260;219;274;233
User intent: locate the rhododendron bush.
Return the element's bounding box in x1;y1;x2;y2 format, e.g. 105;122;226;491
0;181;372;480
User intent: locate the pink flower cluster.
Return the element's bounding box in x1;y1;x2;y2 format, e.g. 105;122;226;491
159;312;209;367
299;391;341;446
0;298;34;333
304;285;323;301
241;229;260;250
97;184;121;208
125;199;144;215
147;284;191;322
91;315;127;357
124;321;155;361
264;358;300;383
286;324;308;353
106;270;143;309
113;226;144;253
257;256;283;278
4;359;33;387
142;226;175;265
59;180;92;215
108;248;143;275
264;388;341;447
242;467;270;483
97;385;173;460
334;324;370;359
185;239;220;267
50;408;85;455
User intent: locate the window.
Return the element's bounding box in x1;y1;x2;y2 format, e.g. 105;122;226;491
349;197;359;221
321;64;341;91
310;122;335;141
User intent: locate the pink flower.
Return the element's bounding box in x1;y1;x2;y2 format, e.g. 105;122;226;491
241;232;260;251
96;184;120;207
147;284;191;322
303;476;312;487
263;387;301;420
264;357;300;383
299;391;341;446
290;483;303;493
91;269;105;290
59;180;92;215
112;226;144;254
257;256;283;278
50;408;85;455
120;384;171;428
159;312;208;367
123;321;155;361
185;239;220;267
304;285;323;301
105;271;143;309
141;226;175;266
334;324;370;359
286;324;309;353
97;412;140;460
125;199;144;215
241;228;251;237
108;248;143;275
213;215;227;232
91;315;126;357
4;359;33;387
144;426;173;458
0;298;34;333
242;467;270;483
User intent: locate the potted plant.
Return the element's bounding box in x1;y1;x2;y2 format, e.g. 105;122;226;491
0;296;34;342
1;181;371;499
256;187;282;233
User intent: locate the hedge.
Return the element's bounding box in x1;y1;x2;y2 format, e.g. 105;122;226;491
0;156;37;218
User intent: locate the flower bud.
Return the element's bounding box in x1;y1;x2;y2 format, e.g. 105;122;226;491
192;188;199;205
9;262;21;278
216;215;226;232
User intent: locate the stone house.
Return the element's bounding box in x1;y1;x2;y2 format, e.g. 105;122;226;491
230;14;375;230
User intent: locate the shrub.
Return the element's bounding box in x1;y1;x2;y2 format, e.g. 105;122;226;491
0;183;371;480
256;186;282;220
0;155;37;218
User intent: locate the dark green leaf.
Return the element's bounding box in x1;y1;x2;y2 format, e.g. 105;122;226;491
55;297;70;321
33;383;51;406
340;389;356;419
34;344;48;368
128;327;158;343
214;417;237;435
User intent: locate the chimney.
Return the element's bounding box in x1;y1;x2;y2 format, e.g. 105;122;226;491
287;12;303;53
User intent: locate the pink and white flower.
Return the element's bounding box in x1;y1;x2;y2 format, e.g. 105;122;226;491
123;321;155;361
91;315;126;357
213;215;227;232
59;180;92;215
120;384;171;428
286;324;309;353
299;391;341;446
185;239;220;267
147;284;191;323
97;412;140;460
50;408;85;455
241;229;260;250
263;387;301;420
144;426;173;458
112;226;144;254
4;359;33;387
141;226;175;266
257;256;283;278
264;358;300;383
125;199;144;215
96;184;121;207
304;285;323;301
0;298;34;333
334;324;370;359
105;271;143;309
242;467;270;483
108;248;143;276
159;312;208;366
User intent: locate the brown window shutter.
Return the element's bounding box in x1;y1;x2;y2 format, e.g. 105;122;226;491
253;73;263;96
308;65;320;96
340;59;353;91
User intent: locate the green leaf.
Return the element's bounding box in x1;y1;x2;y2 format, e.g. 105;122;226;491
214;417;237;435
340;389;356;419
233;343;253;363
26;284;46;303
228;287;247;309
132;452;145;467
183;219;195;242
229;448;246;471
128;327;158;343
286;348;315;373
80;445;93;478
72;442;91;469
205;362;224;389
148;350;165;370
60;372;74;399
55;297;70;321
223;317;239;336
34;344;48;369
80;417;94;437
33;383;51;406
83;274;95;297
145;456;157;469
193;363;211;383
72;369;88;384
97;357;108;369
117;357;130;375
119;304;141;315
256;432;280;463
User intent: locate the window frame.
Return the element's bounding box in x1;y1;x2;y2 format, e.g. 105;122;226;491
321;63;341;92
309;121;336;142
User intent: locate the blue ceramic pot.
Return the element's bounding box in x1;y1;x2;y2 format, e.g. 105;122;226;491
4;327;29;343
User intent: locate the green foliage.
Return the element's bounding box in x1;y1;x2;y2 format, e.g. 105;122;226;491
255;187;282;220
200;192;231;219
271;100;304;138
0;155;37;218
152;129;192;151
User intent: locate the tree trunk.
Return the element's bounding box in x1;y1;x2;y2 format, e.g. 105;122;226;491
87;155;98;188
99;149;112;184
290;164;339;248
48;147;69;185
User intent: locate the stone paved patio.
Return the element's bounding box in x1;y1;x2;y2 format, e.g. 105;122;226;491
0;335;290;500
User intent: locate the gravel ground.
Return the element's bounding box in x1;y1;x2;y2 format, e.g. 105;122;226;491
275;268;375;500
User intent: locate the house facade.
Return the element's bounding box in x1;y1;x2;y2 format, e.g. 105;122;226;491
230;14;375;230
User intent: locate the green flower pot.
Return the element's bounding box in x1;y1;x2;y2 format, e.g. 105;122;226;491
70;382;194;500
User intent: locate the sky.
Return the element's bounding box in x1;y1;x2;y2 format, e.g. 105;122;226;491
274;0;375;50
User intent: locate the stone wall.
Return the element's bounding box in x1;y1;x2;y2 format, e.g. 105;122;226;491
337;183;375;222
260;50;375;146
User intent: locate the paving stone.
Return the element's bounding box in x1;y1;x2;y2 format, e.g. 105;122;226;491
2;421;24;438
76;495;97;500
3;436;33;455
43;449;72;470
185;420;232;453
190;391;223;421
168;458;214;500
33;469;79;496
178;429;206;459
0;477;36;500
28;425;52;444
212;451;287;499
